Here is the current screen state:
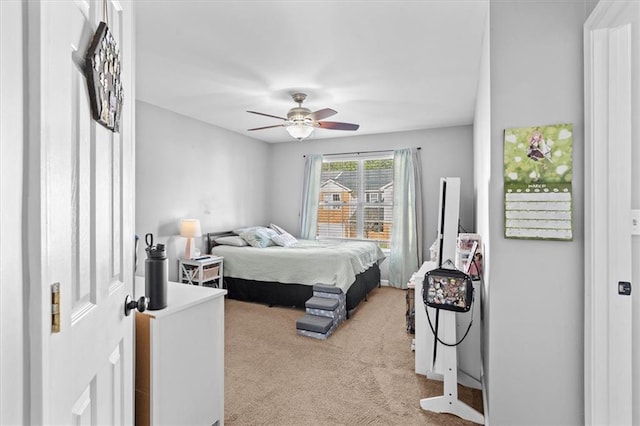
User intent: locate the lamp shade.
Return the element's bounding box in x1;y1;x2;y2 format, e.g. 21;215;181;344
286;123;314;141
179;219;202;238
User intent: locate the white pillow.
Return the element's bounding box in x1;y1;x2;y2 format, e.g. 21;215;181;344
269;223;289;235
233;226;256;235
272;232;298;247
214;235;248;247
240;227;278;248
233;225;267;235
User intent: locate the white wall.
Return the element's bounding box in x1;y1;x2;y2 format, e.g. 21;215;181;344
135;101;270;281
486;2;592;424
0;2;26;425
267;126;475;260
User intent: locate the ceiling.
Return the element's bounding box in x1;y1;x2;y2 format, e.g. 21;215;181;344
135;1;488;143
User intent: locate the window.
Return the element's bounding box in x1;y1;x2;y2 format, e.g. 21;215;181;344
317;155;393;248
366;193;379;203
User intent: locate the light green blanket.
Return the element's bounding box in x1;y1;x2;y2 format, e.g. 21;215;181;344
212;239;386;293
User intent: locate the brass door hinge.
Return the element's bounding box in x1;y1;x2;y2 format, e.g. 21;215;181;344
51;282;60;333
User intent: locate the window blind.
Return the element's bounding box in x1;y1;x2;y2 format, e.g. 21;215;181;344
317;155;393;248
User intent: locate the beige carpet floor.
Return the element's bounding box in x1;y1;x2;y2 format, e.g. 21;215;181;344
224;286;483;425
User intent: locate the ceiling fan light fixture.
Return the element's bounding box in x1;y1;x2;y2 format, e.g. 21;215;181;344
247;92;359;140
286;123;314;141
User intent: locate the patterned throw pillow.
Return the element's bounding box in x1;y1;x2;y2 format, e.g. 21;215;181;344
271;232;298;247
269;223;288;235
240;227;278;248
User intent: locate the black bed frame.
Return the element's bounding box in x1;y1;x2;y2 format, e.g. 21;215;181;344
206;232;381;314
224;263;380;312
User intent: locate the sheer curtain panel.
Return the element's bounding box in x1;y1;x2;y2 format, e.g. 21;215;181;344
389;148;423;288
300;154;323;239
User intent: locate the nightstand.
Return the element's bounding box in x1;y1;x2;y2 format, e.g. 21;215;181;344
178;256;224;288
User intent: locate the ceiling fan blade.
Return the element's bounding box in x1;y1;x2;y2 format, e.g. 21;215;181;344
247;124;285;131
247;110;287;121
317;121;360;131
306;108;337;121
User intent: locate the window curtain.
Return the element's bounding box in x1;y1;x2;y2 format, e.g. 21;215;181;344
389;148;423;288
299;154;323;240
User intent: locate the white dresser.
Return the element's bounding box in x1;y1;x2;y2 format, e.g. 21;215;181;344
135;278;226;425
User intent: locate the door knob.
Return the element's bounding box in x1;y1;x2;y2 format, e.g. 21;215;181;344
124;295;148;316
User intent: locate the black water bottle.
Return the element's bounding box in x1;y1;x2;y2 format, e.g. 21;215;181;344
145;242;167;310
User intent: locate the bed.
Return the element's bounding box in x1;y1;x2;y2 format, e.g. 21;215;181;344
206;228;386;314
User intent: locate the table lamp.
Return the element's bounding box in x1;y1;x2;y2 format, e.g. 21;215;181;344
180;219;202;259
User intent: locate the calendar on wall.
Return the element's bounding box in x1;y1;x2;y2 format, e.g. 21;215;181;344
503;123;574;241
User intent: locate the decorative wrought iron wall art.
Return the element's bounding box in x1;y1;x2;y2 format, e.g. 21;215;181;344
85;21;123;132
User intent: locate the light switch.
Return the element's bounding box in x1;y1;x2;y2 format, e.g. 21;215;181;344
619;281;632;296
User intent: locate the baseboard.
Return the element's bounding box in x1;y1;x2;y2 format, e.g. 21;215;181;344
481;362;489;425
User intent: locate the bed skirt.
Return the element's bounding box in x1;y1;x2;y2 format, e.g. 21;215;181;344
224;263;381;313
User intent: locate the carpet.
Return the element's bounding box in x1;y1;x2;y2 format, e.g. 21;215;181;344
224;286;483;425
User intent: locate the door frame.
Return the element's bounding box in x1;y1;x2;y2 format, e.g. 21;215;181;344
584;2;636;424
26;1;50;421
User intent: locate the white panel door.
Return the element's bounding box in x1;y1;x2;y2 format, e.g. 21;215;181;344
584;1;638;425
28;1;135;424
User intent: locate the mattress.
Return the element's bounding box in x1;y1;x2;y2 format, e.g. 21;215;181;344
211;239;385;294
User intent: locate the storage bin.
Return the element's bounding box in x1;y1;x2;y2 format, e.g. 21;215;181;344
202;266;219;280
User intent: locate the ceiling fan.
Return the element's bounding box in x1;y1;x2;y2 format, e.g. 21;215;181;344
247;93;360;141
